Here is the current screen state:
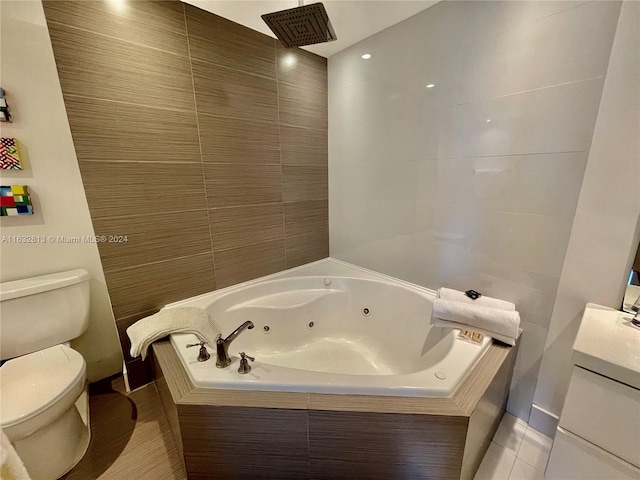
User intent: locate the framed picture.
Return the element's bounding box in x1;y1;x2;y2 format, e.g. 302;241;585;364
0;88;10;122
1;138;23;170
0;185;33;216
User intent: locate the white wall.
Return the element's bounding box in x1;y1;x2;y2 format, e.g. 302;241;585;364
532;0;640;423
329;1;621;420
0;0;122;381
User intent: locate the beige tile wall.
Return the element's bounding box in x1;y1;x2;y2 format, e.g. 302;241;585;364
43;0;328;387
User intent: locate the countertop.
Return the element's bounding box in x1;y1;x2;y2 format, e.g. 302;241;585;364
573;303;640;389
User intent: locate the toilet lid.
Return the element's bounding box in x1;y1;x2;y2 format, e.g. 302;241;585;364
0;344;86;427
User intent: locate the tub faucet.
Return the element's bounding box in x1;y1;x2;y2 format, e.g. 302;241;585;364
216;321;254;368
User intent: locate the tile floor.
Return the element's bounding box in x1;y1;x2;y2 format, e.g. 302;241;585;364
474;413;554;480
61;376;186;480
64;375;553;479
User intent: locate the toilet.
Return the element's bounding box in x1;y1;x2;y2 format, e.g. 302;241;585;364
0;269;92;480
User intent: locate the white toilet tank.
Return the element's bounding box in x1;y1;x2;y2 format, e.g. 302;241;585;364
0;269;91;361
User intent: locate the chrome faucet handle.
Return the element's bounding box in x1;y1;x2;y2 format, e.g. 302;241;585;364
186;341;211;362
239;352;255;362
238;352;254;374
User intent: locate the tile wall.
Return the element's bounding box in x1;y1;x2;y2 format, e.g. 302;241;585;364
532;0;640;423
43;0;328;387
328;1;621;420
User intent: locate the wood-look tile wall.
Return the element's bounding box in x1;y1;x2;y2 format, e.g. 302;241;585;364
43;0;328;388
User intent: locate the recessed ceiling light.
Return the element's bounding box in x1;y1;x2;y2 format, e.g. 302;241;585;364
426;84;435;88
486;119;492;123
361;54;372;60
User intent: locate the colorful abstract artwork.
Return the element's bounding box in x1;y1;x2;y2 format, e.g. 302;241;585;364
0;186;33;216
0;138;23;170
0;88;10;122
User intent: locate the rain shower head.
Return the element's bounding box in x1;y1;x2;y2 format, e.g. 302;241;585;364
262;2;337;48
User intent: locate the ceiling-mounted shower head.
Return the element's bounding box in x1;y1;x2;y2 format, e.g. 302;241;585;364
261;2;337;48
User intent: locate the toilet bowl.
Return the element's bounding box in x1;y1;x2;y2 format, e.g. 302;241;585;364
1;345;90;480
0;270;92;480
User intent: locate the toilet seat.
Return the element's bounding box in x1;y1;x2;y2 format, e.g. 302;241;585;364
0;344;86;440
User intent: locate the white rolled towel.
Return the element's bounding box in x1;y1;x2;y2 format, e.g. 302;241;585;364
127;307;221;360
1;429;31;480
437;287;515;311
432;298;520;346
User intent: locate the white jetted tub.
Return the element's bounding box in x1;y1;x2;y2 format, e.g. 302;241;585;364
166;259;491;397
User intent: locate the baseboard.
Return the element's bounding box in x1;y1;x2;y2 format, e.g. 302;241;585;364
85;352;124;383
528;404;559;439
122;361;131;393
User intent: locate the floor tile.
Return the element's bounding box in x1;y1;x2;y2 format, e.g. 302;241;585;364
517;427;553;473
62;376;186;480
509;458;545;480
493;413;527;454
474;442;517;480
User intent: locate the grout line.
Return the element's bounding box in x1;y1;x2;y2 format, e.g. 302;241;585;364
513;425;527;458
79;159;203;166
427;204;577;219
217;199;325;208
330;151;586;166
195;109;280;125
458;1;591;50
438;150;586;160
506;451;517;480
182;3;218;286
79;159;310;167
93;207;208;221
197;110;328;134
207;200;326;213
190;51;278;83
62;93;198;115
274;39;288;268
103;251;212;275
278;76;329;96
455;76;606;106
513;426;550;474
306;407;311;476
278;122;328;132
208;201;284;211
199;161;285;167
471;210;574;219
329;154;585;171
482;418;553;480
45;19;190;58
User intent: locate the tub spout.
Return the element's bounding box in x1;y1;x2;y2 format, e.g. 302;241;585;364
216;321;254;368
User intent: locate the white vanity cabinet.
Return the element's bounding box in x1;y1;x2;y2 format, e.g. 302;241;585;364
546;304;640;480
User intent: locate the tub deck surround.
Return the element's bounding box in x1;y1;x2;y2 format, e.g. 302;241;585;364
153;337;513;415
152;338;516;479
170;329;491;397
150;259;519;479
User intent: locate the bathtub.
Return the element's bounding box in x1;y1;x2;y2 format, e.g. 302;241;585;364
165;259;491;398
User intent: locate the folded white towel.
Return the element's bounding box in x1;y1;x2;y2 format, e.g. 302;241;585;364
1;430;31;480
127;307;221;360
437;287;515;311
432;298;520;346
